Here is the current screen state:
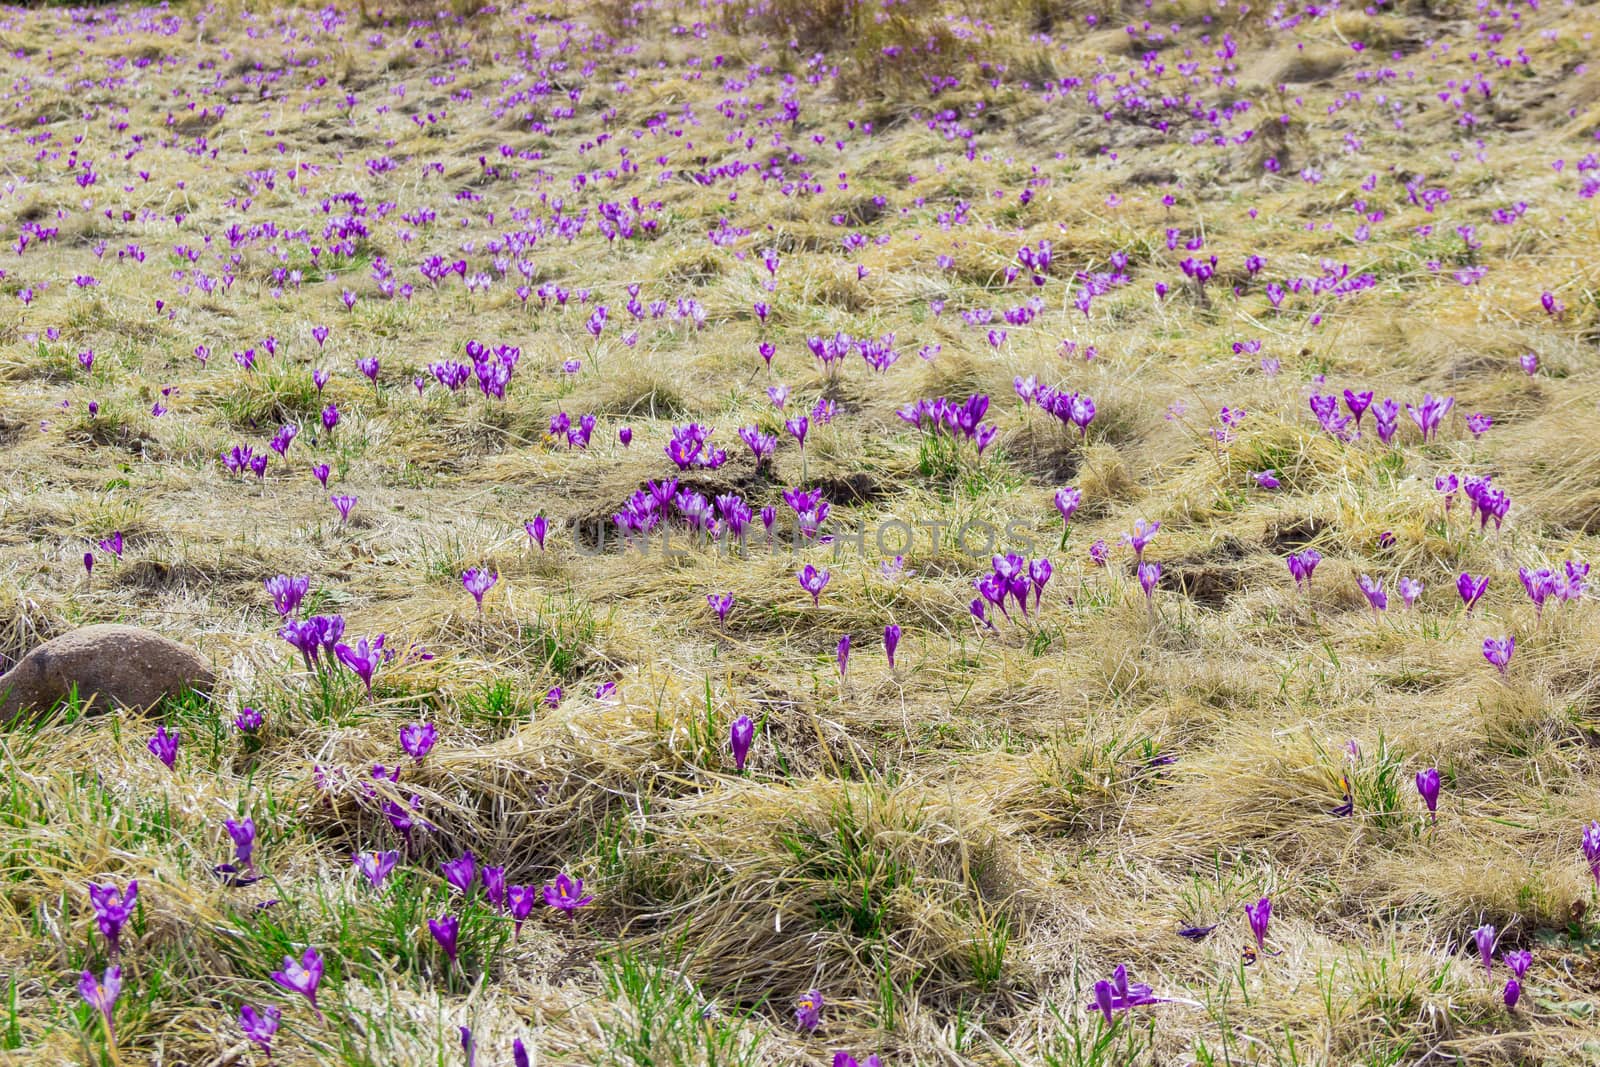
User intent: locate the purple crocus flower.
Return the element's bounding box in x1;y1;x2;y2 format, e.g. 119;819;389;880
1054;487;1081;526
265;574;309;617
1286;550;1322;589
1357;575;1387;616
240;1004;281;1058
312;463;331;488
1123;519;1160;558
1483;635;1515;674
335;635;383;692
836;635;851;683
1245;897;1272;953
884;624;901;669
401;722;437;762
1088;964;1168;1024
462;568;498;611
1457;572;1489;613
331;494;357;523
1583;821;1600;889
98;531;123;559
1398;576;1423;608
147;726;179;770
798;565;831;606
508;885;538;940
235;707;264;732
730;714;754;772
78;965;121;1042
1253;470;1280;489
707;593;734;625
1504;949;1532;979
1089;539;1109;567
526;516;548;549
543;872;594;915
794;989;824;1032
322;403;340;433
354;850;400;888
442;851;477;895
1504;978;1521;1010
89;880;138;957
1472;924;1497;973
483;866;508;912
833;1054;883;1067
1138;561;1161;599
1416;767;1441;821
83;552;94;578
271;948;325;1020
225;817;257;873
429;914;460;964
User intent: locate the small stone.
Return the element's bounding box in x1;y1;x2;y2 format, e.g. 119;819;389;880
0;624;215;724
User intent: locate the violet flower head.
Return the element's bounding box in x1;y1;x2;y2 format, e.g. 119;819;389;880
1358;575;1387;615
331;494;357;523
508;885;538;939
400;721;438;763
1253;470;1280;489
148;726;179;770
353;850;400;888
1504;950;1532;985
1245;896;1272;953
1457;572;1489;613
461;567;499;611
312;463;331;488
1483;635;1515;675
798;565;831;606
1583;821;1600;888
1123;519;1160;559
335;635;383;692
543;872;594;915
441;851;477;895
884;624;901;669
1054;486;1081;525
240;1004;281;1058
1286;549;1322;590
1472;924;1497;973
429;914;461;964
89;880;138;957
225;817;257;872
1398;576;1423;608
483;866;508;912
730;714;754;772
235;707;264;732
1465;413;1492;439
1087;964;1166;1024
526;515;548;550
836;634;851;683
271;948;325;1019
78;965;121;1037
1416;767;1441;820
265;574;309;617
1138;561;1161;599
707;592;734;625
794;989;824;1032
1504;978;1521;1011
1089;539;1109;567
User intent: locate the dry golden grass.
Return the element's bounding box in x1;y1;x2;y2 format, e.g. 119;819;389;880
1;0;1600;1063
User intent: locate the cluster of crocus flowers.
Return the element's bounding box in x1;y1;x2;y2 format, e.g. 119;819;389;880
971;553;1052;627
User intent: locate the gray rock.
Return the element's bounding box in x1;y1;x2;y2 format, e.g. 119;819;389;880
0;624;215;724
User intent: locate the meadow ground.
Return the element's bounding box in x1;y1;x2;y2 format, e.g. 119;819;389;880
1;0;1600;1063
